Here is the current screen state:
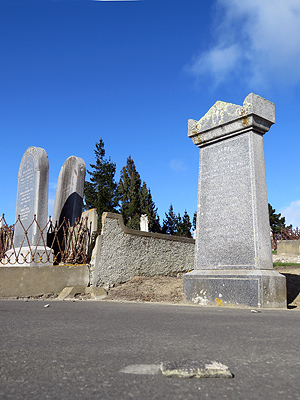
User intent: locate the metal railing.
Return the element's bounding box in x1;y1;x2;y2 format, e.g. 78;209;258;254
0;214;95;265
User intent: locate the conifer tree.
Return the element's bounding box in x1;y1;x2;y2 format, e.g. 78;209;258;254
118;156;142;230
84;139;118;227
177;210;192;238
140;182;161;232
268;203;290;234
118;156;160;232
162;204;177;235
162;205;192;237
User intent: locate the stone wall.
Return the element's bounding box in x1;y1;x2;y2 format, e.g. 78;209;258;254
91;213;195;287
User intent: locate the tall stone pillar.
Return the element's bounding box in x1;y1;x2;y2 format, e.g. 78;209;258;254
183;93;286;308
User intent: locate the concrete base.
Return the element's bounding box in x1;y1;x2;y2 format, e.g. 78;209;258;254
0;265;89;298
183;269;287;308
277;240;300;254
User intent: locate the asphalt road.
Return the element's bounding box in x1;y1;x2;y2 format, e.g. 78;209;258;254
0;300;299;400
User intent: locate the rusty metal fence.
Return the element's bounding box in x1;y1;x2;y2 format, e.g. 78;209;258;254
271;227;300;250
0;214;95;265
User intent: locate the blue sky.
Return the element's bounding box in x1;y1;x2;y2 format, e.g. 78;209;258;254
1;0;300;228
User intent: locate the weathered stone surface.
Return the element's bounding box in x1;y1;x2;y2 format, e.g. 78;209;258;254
184;270;286;308
91;213;194;287
184;93;286;308
7;147;54;266
13;147;49;248
81;208;98;235
52;156;86;227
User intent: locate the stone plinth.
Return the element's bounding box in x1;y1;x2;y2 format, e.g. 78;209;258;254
183;93;286;308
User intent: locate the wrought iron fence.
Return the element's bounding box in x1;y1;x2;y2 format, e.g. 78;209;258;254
271;227;300;250
0;214;94;265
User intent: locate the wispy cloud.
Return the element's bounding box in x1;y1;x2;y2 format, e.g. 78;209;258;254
170;159;188;173
49;181;57;191
186;0;300;87
280;200;300;228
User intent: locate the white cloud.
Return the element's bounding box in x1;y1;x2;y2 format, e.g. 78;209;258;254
170;159;188;173
49;181;57;191
280;200;300;228
187;0;300;87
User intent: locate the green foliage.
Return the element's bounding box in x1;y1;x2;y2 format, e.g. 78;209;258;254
118;156;160;232
140;182;161;233
84;139;118;228
176;210;192;238
268;203;289;235
162;204;192;238
162;204;177;235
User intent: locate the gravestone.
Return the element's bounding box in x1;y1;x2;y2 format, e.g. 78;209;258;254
7;146;53;265
183;93;286;308
140;214;149;232
52;156;86;227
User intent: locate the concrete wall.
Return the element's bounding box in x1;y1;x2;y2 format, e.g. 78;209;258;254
277;240;300;254
91;212;195;287
0;265;89;297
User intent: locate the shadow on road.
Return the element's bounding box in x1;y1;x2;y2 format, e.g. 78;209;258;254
281;273;300;308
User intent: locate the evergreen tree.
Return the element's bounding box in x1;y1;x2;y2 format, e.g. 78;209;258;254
140;182;161;233
162;204;177;235
269;203;290;234
163;205;192;238
118;156;142;230
118;156;161;232
84;139;118;227
177;210;192;238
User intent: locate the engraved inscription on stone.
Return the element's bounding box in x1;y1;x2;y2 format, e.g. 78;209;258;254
17;155;36;222
13;147;49;249
196;134;255;267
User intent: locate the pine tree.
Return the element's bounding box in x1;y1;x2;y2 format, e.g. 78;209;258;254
118;156;142;230
84;139;118;227
177;210;192;238
162;204;177;235
140;182;161;232
268;203;290;234
162;205;192;237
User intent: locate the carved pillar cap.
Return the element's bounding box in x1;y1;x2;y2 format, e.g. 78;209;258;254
188;93;275;147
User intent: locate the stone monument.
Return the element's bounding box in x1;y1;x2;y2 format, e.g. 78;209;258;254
6;147;53;265
140;214;149;232
52;156;86;227
183;93;286;308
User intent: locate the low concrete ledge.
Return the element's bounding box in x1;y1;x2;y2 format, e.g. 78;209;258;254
0;265;89;298
277;240;300;255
